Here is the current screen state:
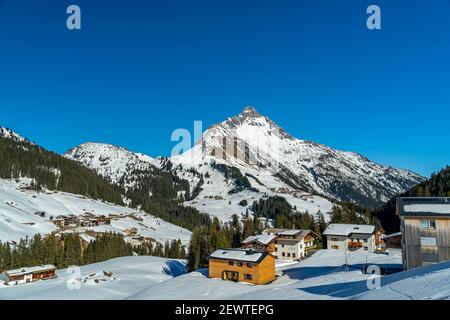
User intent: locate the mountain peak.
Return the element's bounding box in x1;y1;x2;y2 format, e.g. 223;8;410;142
240;106;261;117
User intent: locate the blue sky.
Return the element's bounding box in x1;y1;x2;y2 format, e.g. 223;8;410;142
0;0;449;177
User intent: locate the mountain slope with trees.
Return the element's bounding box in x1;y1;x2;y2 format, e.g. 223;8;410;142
0;131;125;204
373;166;450;234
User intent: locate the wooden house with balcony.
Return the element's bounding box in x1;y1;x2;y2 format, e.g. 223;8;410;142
263;228;319;260
241;234;277;253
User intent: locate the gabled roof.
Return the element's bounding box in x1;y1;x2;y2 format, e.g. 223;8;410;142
323;224;375;236
397;197;450;217
6;265;56;276
209;249;271;263
242;234;276;246
263;228;317;240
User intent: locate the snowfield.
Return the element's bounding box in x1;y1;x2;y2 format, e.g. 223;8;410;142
129;249;403;300
0;178;191;245
2;249;431;300
0;256;187;300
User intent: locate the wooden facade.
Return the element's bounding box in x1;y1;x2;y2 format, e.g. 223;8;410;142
5;265;57;285
401;216;450;269
397;197;450;269
208;249;276;285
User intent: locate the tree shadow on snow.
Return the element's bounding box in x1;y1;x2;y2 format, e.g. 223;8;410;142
162;260;187;277
297;260;450;299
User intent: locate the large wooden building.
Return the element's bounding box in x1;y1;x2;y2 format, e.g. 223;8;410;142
3;265;56;285
208;248;276;285
397;197;450;269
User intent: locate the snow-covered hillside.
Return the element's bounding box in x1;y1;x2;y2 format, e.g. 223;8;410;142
0;249;412;300
0;127;28;143
129;249;403;300
0;256;187;300
0;178;191;245
65;142;155;187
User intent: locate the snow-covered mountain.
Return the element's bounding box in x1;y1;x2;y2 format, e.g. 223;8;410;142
65;142;156;187
173;107;424;207
64;107;424;221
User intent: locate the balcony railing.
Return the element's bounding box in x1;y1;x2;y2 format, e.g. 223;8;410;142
348;241;363;249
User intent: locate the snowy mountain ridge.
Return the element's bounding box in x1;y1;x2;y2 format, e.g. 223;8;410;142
181;106;424;207
64;107;424;221
0;127;29;144
65;142;156;187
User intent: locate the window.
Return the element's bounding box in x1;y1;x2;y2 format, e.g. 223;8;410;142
281;244;285;248
363;239;368;243
364;247;368;251
420;237;437;247
228;261;234;266
244;274;253;280
420;220;436;230
331;237;339;242
293;253;296;258
422;253;438;263
287;253;291;257
331;245;339;249
282;252;285;257
275;247;278;252
237;261;243;267
247;262;253;268
300;245;303;249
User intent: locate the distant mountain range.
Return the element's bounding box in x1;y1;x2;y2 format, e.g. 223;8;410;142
63;107;425;221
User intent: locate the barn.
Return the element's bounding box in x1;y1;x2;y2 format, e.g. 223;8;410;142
3;265;57;285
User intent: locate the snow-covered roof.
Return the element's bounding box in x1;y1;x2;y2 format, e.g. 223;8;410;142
79;233;96;243
264;228;312;237
323;224;375;236
397;197;450;217
6;265;56;276
210;249;270;263
242;234;276;245
278;229;301;236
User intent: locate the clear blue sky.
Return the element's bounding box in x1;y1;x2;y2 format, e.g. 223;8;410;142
0;0;449;177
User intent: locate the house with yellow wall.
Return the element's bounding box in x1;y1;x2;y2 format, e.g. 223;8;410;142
208;248;276;285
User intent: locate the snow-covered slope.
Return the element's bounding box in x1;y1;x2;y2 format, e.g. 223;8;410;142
4;248;449;300
0;178;191;245
0;256;187;300
1;249;407;300
354;260;450;300
65;142;156;187
0;127;29;143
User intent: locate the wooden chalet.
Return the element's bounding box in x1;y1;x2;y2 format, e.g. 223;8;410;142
208;248;276;285
3;265;56;285
241;234;277;253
